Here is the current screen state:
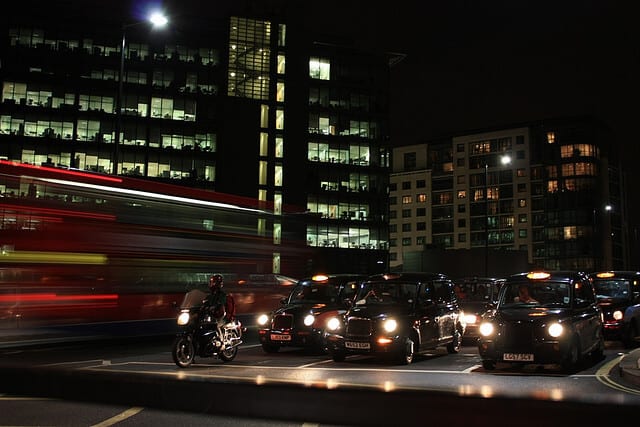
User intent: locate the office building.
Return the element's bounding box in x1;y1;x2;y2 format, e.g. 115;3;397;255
0;1;393;277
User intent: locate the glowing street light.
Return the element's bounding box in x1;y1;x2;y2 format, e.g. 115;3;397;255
484;154;511;277
112;11;169;175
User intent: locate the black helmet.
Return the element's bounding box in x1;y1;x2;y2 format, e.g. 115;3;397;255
209;274;224;290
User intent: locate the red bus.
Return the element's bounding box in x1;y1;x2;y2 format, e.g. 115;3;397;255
0;160;295;340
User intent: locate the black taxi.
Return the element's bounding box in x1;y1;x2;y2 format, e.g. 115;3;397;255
589;271;640;348
324;272;465;365
256;274;366;353
478;271;604;372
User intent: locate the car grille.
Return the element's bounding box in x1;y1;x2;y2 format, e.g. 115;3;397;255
499;321;535;351
345;317;372;337
272;314;294;330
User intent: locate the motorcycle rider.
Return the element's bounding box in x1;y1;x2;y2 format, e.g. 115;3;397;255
205;274;228;320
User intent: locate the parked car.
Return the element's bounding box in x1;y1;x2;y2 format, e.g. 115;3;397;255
478;271;605;372
453;277;504;343
589;271;640;348
256;274;366;353
324;272;465;365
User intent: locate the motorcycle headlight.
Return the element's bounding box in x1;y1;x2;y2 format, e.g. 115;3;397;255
479;322;494;337
382;318;397;333
304;314;315;326
326;316;341;331
177;311;190;326
548;322;564;338
613;310;624;321
257;314;270;326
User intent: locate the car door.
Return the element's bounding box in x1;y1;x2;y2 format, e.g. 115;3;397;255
417;283;439;349
573;277;602;353
433;280;455;344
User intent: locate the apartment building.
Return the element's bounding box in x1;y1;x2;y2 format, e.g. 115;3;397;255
390;117;627;276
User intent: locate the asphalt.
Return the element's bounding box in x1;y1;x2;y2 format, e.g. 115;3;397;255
1;327;640;387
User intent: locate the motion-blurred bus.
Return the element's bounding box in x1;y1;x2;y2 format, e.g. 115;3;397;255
0;160;296;340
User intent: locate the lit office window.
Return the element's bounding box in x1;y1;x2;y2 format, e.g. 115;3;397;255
309;57;330;80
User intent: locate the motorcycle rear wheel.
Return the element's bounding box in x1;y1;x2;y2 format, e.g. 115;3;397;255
172;336;195;368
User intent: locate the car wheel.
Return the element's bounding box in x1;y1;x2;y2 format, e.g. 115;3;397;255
398;337;414;365
591;335;605;362
331;351;346;362
482;360;496;370
261;343;280;353
623;322;638;349
561;338;580;373
446;327;462;354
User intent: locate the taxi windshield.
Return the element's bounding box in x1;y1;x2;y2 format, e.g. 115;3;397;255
593;279;631;299
499;281;571;308
355;282;417;306
288;283;339;304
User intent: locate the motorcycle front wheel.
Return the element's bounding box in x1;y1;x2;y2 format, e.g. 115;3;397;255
172;335;195;368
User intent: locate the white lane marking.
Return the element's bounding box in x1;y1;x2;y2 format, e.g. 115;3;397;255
90;407;144;427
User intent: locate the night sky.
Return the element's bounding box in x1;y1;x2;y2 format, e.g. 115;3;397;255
301;0;640;266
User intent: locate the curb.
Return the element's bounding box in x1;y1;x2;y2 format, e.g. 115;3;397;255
619;348;640;387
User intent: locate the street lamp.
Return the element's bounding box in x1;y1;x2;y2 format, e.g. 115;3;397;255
112;11;168;175
484;154;511;277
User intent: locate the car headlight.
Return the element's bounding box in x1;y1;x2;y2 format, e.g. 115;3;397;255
464;314;478;325
548;322;564;338
479;322;494;337
304;314;315;326
257;314;270;326
177;311;190;326
326;317;341;331
382;318;397;333
613;310;624;321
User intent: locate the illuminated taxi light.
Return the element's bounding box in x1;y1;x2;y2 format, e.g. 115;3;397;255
0;250;107;265
479;322;495;336
257;314;270;326
377;337;393;344
312;274;329;282
547;323;564;338
464;314;478;325
326;317;341;331
382;319;397;333
613;310;624;321
303;314;315;326
596;272;615;278
527;272;551;280
177;311;191;326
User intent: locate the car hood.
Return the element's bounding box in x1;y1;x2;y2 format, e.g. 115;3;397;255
346;305;413;319
597;298;631;310
274;303;343;317
459;301;491;315
492;307;570;323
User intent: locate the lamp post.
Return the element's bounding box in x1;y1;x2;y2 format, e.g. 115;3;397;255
484;154;511;277
112;11;168;175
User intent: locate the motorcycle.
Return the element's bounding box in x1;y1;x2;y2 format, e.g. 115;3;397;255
171;289;243;368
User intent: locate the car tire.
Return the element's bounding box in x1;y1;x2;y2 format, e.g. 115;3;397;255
591;335;605;362
561;338;580;373
623;322;638;349
398;337;414;365
331;351;346;362
482;360;496;370
446;327;462;354
261;343;280;353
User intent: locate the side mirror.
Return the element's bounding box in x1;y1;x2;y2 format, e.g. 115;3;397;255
343;298;353;308
280;297;287;305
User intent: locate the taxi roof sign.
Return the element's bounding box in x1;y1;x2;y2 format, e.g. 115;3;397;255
596;272;615;278
526;272;551;280
312;274;329;282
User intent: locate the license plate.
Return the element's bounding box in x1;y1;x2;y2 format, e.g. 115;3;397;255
270;334;291;341
345;341;370;349
503;353;534;362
